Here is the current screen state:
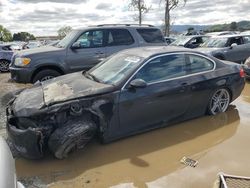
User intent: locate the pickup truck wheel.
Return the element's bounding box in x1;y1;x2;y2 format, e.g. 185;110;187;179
48;118;97;159
0;59;10;72
32;69;61;83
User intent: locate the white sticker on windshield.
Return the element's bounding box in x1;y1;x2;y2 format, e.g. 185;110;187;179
124;56;141;63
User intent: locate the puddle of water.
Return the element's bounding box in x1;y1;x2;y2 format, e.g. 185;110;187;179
15;105;240;188
241;80;250;103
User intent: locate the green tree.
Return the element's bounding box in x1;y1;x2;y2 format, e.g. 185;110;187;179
161;0;187;36
229;22;237;31
57;26;72;39
13;32;36;41
0;25;12;42
129;0;151;25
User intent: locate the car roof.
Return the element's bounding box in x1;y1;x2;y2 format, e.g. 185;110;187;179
210;34;250;38
121;46;199;58
75;24;159;31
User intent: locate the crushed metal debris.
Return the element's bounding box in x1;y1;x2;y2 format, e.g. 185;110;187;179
180;156;198;167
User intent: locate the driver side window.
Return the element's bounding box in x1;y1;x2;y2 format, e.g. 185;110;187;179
76;30;104;48
135;54;186;83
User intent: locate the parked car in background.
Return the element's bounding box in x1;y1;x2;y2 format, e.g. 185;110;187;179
164;37;176;45
243;56;250;79
6;46;245;159
205;31;239;36
241;30;250;35
0;44;14;72
0;137;25;188
170;35;210;48
9;24;166;83
198;34;250;63
23;41;42;49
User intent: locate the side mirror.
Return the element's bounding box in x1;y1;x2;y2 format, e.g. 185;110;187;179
71;42;81;49
230;43;237;49
129;79;147;88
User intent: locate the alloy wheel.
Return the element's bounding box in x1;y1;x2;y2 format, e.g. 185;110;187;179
209;88;230;115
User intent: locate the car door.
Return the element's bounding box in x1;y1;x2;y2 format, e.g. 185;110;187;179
118;54;193;135
105;29;138;57
224;36;245;63
66;29;106;72
184;53;216;116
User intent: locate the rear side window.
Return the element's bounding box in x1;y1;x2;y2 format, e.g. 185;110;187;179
107;29;134;46
187;54;214;74
136;28;165;43
136;54;186;83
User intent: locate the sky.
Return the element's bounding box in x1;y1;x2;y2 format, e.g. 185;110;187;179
0;0;250;36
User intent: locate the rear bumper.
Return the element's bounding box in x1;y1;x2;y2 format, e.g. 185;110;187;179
243;66;250;79
9;66;33;83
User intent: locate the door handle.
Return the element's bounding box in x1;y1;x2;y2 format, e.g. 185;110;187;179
180;82;188;93
181;82;188;86
95;52;104;55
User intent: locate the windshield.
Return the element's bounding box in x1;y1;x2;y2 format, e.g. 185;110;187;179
56;30;78;48
88;53;144;85
171;36;192;46
202;37;227;48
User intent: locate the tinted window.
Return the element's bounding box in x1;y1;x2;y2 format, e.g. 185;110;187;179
187;55;214;74
137;29;165;43
135;54;186;83
107;29;134;46
227;37;243;46
76;30;104;48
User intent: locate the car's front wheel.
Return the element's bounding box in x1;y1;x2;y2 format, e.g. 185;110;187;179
0;59;10;72
32;69;61;83
207;88;231;115
48;118;97;159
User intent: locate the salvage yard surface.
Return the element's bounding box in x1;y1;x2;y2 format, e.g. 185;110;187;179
0;73;250;188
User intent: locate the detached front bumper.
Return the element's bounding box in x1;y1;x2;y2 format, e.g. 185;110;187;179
6;103;45;159
7;121;44;159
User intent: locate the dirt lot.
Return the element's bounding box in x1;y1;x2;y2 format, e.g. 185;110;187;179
1;73;250;188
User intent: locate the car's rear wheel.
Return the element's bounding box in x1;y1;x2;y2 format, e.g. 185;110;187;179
207;88;230;115
48;118;97;159
0;59;10;72
32;69;61;83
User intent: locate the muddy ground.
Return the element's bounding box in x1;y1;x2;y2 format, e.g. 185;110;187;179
0;73;250;188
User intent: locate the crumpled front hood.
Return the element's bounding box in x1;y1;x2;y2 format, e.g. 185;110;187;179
12;72;114;117
12;85;44;117
41;72;114;105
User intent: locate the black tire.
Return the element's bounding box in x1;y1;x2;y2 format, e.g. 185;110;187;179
207;88;231;115
48;118;97;159
0;59;10;72
32;69;61;83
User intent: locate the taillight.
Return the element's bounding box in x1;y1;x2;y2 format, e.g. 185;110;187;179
240;68;245;78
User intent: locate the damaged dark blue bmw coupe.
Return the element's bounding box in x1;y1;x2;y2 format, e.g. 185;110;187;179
6;46;245;159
